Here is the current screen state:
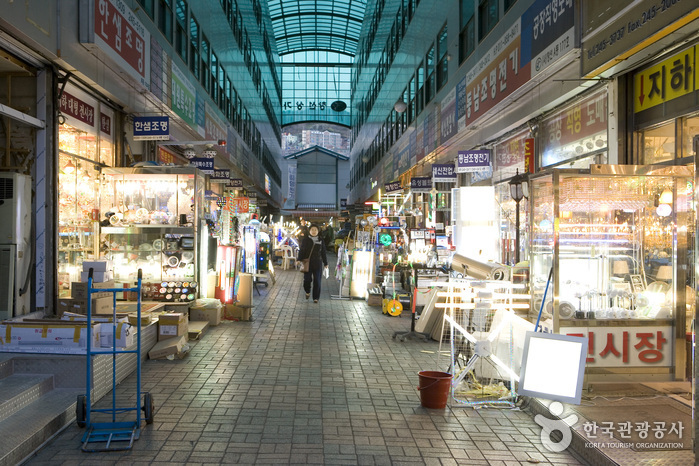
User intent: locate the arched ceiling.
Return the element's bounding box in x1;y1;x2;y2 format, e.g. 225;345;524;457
267;0;367;56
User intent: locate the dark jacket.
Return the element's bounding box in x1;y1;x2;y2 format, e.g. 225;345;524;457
298;236;328;272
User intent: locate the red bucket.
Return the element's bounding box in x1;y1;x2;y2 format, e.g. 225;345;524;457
417;371;452;409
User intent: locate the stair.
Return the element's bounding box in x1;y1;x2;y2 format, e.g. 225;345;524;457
0;324;159;465
0;357;82;466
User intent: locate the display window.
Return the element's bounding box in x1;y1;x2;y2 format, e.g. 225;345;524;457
529;167;695;380
57;86;116;296
636;121;676;164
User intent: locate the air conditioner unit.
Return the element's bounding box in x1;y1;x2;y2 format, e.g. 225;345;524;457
0;173;31;320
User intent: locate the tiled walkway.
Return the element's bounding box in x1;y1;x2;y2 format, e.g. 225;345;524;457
26;261;585;465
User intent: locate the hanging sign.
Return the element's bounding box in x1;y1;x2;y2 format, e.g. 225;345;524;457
133;116;169;140
189;157;214;175
457;150;491;173
229;197;250;213
432;164;457;183
410;177;432;193
228;178;243;188
210;169;230;183
59;91;95;127
384;181;403;194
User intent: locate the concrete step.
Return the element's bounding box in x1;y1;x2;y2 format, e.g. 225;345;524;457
0;388;80;466
0;374;54;423
0;358;13;380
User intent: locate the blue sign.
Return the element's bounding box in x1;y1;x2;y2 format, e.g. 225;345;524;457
432;164;456;182
457;150;491;173
133;116;169;140
189;157;214;175
410;177;432;192
384;181;402;194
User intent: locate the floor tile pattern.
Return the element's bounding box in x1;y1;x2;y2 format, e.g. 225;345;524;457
26;261;585;465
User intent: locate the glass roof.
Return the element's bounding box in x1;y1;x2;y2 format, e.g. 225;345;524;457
268;0;367;56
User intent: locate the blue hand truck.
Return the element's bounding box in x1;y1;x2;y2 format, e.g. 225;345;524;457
76;268;154;452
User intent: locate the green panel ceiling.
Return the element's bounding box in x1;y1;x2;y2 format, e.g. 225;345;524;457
268;0;367;56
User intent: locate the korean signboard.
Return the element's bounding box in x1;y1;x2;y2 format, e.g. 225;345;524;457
171;64;197;128
384;181;403;194
432;164;457;183
228;178;243;188
581;0;696;78
521;0;575;78
541;89;607;167
410;177;432;193
100;112;112;136
634;45;696;113
457;150;491;173
458;20;530;130
59;91;95;127
133;116;169;140
93;0;150;87
440;87;457;143
210;169;230;183
228;197;249;214
189;157;214;175
562;326;673;368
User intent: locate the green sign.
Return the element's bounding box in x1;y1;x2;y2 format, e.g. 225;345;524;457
171;64;196;128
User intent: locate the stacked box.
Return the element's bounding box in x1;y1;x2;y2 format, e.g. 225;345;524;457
80;260;114;283
224;304;252;321
157;313;188;341
0;322;100;352
189;303;222;326
98;322;136;348
128;312;153;327
71;280;115;300
57;296;112;316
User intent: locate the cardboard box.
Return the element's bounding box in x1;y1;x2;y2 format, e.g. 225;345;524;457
157;312;188;341
367;293;383;307
80;270;114;283
71;280;115;299
148;335;188;359
82;260;113;272
57;296;113;316
0;322;100;349
99;322;136;348
128;312;153;327
224;304;252;321
189;306;222;326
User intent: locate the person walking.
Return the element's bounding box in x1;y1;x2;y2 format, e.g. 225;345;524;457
298;223;328;303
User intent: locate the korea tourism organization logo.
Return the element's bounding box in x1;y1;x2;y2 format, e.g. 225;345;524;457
535;400;687;452
534;401;578;452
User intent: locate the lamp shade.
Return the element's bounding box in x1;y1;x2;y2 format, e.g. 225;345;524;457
656;265;672;281
613;261;630;274
394;98;407;113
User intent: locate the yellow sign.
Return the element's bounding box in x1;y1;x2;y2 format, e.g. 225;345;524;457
634;45;696;113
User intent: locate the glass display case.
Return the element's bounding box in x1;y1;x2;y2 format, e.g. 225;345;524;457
57;126;102;296
529;165;694;381
99;167;206;301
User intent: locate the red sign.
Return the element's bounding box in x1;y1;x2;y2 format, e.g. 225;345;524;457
494;130;528;169
542;91;607;150
562;326;672;367
59;91;95;127
100;112;111;135
229;197;250;214
95;0;147;79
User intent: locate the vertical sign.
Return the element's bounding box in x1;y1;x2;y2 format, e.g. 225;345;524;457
94;0;150;87
440;87;458;143
171;64;197;128
524;138;535;172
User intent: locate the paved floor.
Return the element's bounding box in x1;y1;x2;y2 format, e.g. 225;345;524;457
26;261;585;465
